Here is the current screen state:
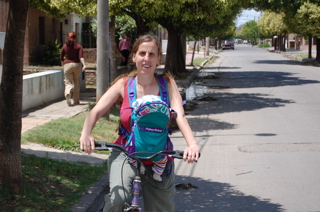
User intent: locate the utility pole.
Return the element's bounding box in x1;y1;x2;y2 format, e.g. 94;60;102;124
96;0;110;102
205;37;210;56
109;15;117;82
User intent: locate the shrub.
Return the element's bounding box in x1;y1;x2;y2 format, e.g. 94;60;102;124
43;40;61;66
259;43;271;48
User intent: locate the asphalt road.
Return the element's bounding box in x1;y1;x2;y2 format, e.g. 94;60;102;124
173;44;320;211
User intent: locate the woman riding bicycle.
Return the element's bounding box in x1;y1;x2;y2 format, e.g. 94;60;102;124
80;34;200;212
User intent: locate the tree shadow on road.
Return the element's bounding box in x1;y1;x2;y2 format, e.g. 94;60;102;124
185;92;293;132
174;175;284;212
183;70;319;132
199;71;320;89
254;59;301;65
193;92;294;115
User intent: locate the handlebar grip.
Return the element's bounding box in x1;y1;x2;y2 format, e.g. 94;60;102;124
171;151;201;163
94;141;128;152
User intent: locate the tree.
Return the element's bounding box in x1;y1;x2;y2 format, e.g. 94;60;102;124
115;15;137;43
249;0;320;57
241;20;260;43
294;2;320;61
31;0;246;75
257;11;288;51
0;0;29;194
29;0;97;18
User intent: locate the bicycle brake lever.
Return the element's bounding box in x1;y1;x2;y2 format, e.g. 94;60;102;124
171;150;184;159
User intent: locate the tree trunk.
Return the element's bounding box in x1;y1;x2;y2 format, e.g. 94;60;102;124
308;36;312;59
316;38;320;62
181;35;186;64
164;30;185;76
190;41;197;66
214;38;218;50
0;0;28;194
282;35;286;52
277;35;281;51
109;15;117;82
128;13;150;36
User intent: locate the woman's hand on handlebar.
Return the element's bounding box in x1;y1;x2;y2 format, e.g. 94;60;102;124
80;135;95;154
183;143;200;164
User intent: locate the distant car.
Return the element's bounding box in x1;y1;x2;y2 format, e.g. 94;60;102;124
222;40;235;50
243;40;248;44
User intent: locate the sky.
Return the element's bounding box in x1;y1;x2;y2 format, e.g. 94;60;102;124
236;9;262;27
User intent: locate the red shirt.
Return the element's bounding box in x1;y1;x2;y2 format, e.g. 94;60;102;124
119;39;131;51
60;43;83;64
113;77;131;146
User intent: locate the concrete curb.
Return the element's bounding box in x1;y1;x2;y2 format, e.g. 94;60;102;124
266;47;319;66
180;54;216;98
71;171;108;212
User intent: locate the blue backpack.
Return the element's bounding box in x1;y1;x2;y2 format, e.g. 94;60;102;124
119;76;174;161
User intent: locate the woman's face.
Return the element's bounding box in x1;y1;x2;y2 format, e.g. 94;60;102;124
132;41;160;75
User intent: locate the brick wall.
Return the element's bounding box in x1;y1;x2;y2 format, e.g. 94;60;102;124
0;3;61;66
0;1;9;32
84;48;97;63
25;8;60;65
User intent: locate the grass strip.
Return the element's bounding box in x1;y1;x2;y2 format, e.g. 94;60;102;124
0;154;108;211
191;58;207;67
21;109;119;151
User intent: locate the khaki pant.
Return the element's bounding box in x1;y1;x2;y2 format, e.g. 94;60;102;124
63;63;81;103
103;149;175;212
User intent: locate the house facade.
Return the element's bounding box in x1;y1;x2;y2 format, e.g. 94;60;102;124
0;1;94;66
287;34;317;51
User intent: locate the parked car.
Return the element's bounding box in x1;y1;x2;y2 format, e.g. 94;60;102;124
243;40;248;44
222;40;235;50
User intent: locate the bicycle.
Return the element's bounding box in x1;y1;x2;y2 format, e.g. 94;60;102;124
94;141;198;212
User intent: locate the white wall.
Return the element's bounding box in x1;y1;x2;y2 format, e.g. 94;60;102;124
22;70;65;111
0;32;5;50
0;32;5;65
0;65;2;84
62;14;84;44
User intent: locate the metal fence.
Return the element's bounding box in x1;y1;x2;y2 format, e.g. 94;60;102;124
81;33;96;48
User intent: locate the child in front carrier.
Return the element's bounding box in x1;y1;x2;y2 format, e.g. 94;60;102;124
80;34;200;212
122;92;175;182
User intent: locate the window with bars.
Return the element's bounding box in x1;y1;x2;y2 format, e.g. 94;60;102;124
39;17;45;45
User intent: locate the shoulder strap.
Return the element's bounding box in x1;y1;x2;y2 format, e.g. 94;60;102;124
158;76;169;105
128;76;169;105
128;77;136;107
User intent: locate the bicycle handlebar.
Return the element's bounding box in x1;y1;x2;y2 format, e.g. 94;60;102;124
94;141;187;161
